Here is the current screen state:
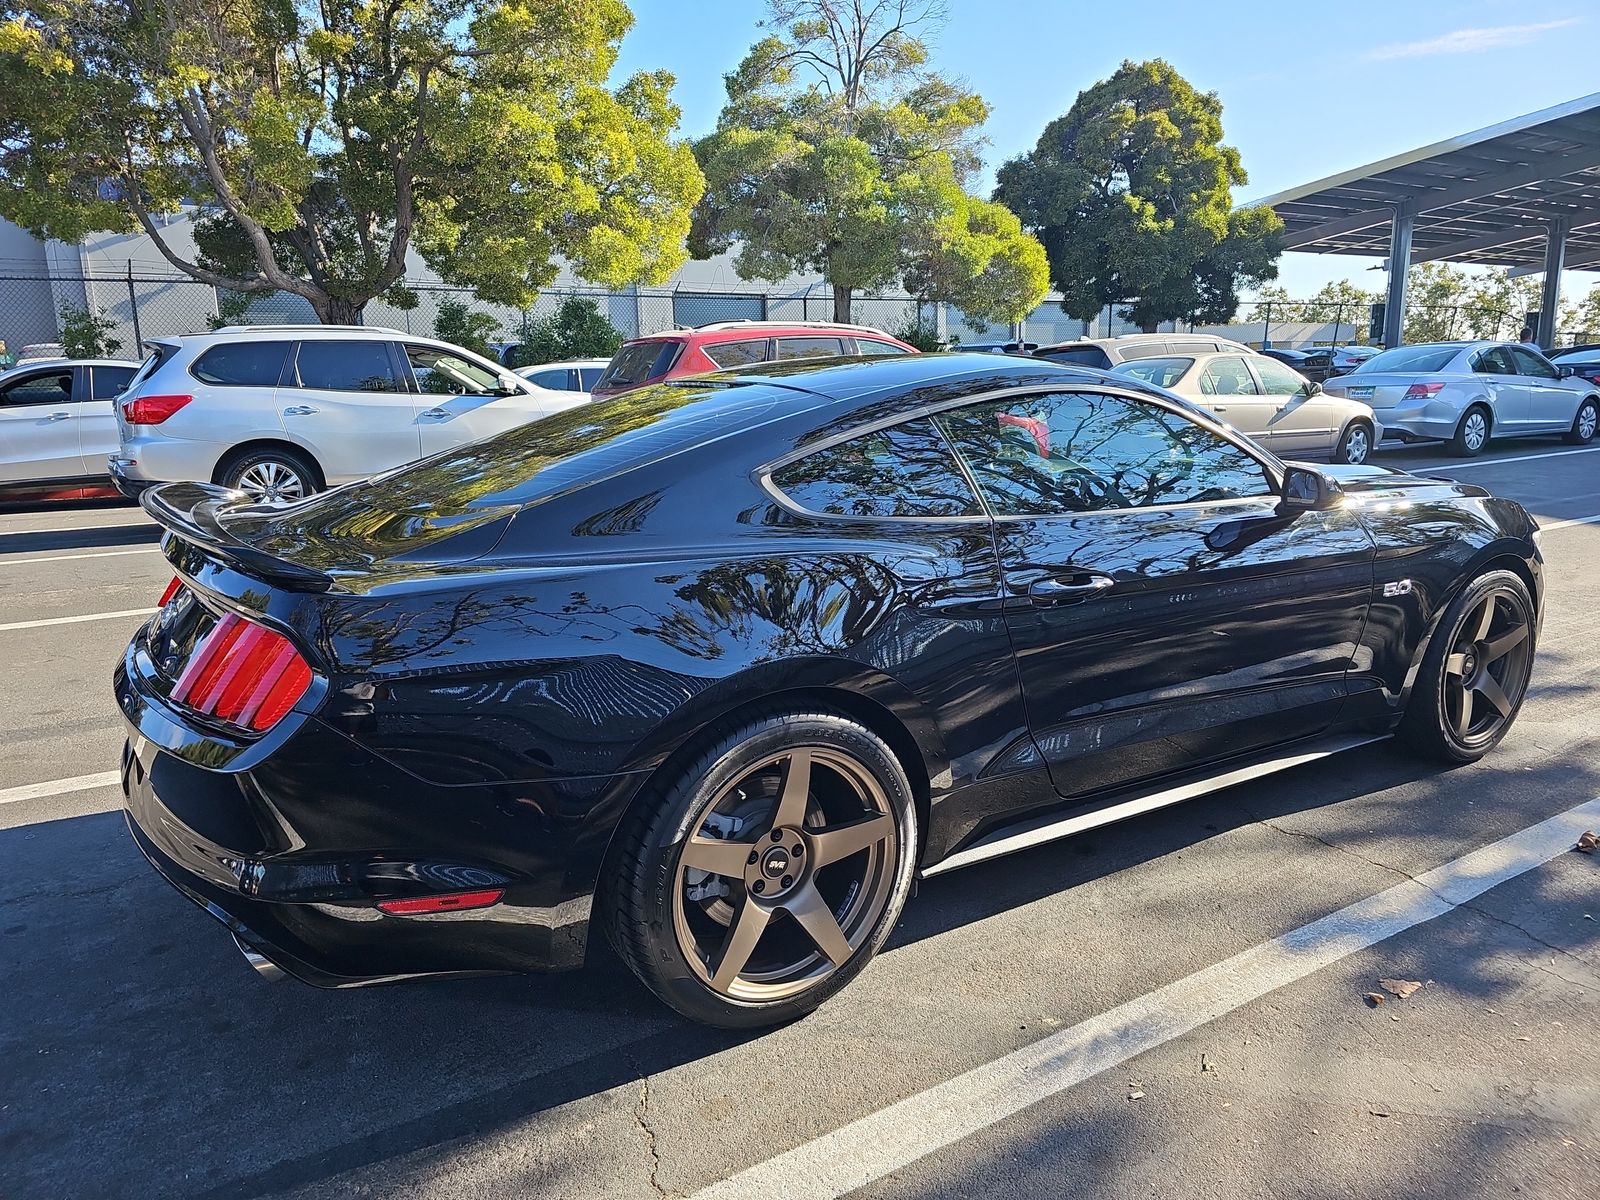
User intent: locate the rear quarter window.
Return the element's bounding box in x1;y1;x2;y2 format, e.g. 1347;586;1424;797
771;419;979;519
703;338;770;369
190;341;291;387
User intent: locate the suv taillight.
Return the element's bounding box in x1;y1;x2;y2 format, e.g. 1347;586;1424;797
123;394;194;425
170;612;312;732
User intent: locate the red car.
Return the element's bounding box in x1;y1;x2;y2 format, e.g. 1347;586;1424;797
590;321;918;397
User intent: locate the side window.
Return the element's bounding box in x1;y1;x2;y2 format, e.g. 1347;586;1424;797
406;345;500;395
936;391;1274;517
0;370;74;406
1199;356;1260;397
190;342;290;387
771;418;980;519
1251;358;1309;396
703;338;769;369
577;367;606;390
855;339;912;356
90;366;136;400
526;368;573;391
1115;357;1191;388
775;337;847;361
1508;346;1558;379
1472;348;1516;376
295;341;402;393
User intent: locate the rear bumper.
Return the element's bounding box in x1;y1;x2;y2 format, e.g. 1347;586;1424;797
108;456;162;500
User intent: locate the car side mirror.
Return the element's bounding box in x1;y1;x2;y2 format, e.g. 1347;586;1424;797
1305;380;1323;396
1557;364;1576;379
1279;465;1343;514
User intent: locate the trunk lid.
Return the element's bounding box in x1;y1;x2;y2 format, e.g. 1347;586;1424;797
1322;372;1451;412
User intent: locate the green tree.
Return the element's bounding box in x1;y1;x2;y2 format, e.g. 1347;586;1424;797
1560;283;1600;341
688;0;1048;327
1463;268;1542;340
511;297;624;366
1401;262;1473;343
432;298;501;359
0;1;703;324
995;59;1283;331
57;302;120;357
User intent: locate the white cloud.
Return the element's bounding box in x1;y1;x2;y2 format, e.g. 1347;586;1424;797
1367;18;1581;61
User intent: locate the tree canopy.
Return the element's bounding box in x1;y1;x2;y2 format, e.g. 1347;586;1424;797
995;59;1282;331
0;0;704;323
688;0;1048;326
510;296;623;367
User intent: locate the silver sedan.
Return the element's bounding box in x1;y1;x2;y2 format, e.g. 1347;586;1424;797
1322;341;1600;457
1110;352;1381;463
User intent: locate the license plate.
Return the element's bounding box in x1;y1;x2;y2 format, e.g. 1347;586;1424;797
1346;386;1374;399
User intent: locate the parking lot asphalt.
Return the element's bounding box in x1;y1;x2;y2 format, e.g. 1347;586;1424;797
2;441;1597;1200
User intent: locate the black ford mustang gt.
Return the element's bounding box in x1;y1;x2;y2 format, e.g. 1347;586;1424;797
117;353;1542;1027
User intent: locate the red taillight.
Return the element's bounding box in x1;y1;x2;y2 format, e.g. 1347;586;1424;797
122;393;194;425
1404;382;1445;399
170;612;312;732
158;576;182;607
377;889;505;915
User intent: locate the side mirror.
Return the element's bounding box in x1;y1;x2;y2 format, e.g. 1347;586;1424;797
1279;465;1343;514
1306;379;1324;396
1557;364;1576;379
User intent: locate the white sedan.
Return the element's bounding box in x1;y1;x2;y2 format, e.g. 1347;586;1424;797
1322;341;1600;457
515;358;611;397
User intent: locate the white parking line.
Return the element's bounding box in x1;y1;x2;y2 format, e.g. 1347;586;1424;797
1427;445;1600;471
1537;513;1600;533
0;608;154;632
691;794;1600;1200
0;770;122;807
0;547;162;567
0;521;151;537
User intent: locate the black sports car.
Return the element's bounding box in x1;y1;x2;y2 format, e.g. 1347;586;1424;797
117;353;1543;1027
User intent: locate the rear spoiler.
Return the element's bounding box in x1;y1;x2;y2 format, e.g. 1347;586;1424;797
139;482;334;591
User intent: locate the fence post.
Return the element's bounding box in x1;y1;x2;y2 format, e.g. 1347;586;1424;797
1329;303;1342;346
125;261;143;347
1261;301;1273;349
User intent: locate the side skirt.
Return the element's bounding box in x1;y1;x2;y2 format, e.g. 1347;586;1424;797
920;731;1388;879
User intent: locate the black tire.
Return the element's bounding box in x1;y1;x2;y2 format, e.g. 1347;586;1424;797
218;446;324;503
603;709;918;1028
1449;404;1491;457
1399;569;1536;764
1565;397;1598;445
1334;419;1374;464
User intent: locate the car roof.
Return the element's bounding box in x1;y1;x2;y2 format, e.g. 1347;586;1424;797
625;321;904;343
0;357;134;379
519;358;611;369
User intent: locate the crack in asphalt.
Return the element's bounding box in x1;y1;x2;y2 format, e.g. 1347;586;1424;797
634;1072;668;1198
1245;808;1599;988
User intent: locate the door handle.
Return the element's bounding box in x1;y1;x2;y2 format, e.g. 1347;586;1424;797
1028;574;1114;606
46;411;72;421
283;405;319;416
422;407;449;419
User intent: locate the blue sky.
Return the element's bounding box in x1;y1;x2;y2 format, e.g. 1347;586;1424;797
613;0;1596;299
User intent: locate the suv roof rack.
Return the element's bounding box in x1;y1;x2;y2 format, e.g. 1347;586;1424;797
685;319;888;335
205;324;405;335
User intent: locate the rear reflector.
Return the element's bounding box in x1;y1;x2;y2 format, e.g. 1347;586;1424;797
158;576;182;607
170;611;312;732
377;889;506;915
123;394;194;425
1404;382;1446;399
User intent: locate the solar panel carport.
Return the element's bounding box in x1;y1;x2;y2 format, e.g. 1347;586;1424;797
1247;93;1600;349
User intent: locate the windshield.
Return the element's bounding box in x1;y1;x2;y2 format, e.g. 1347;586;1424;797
1353;345;1464;374
1111;357;1192;388
596;340;683;389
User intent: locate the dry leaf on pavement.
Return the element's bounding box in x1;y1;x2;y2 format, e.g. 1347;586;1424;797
1576;830;1598;854
1380;978;1423;999
1364;992;1385;1006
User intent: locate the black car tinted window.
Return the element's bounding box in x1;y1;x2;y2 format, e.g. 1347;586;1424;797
775;337;847;360
294;340;400;392
0;369;73;405
191;341;290;387
1037;346;1111;369
937;391;1273;517
598;341;683;388
90;365;136;400
704;338;769;369
772;419;979;519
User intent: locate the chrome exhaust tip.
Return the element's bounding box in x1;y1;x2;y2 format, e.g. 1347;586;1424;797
233;933;287;982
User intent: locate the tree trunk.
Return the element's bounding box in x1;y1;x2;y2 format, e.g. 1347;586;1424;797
312;292;367;325
832;283;854;324
1140;319;1158;334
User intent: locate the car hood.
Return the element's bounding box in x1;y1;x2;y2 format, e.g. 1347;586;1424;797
1305;461;1490;499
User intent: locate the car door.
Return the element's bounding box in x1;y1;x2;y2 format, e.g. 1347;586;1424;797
1468;346;1528;430
0;365;85;482
934;387;1376;802
1507;346;1577;430
1195;355;1280;446
281;339;419;483
408;343;578;455
1246;356;1334;455
78;363;136;478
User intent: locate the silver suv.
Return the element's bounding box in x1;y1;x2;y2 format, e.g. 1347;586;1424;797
111;326;585;503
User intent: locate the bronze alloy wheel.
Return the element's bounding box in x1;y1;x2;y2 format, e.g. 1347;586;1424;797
1438;585;1534;749
670;745;899;1003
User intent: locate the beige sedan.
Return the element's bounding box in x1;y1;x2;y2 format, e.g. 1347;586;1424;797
1111;352;1381;463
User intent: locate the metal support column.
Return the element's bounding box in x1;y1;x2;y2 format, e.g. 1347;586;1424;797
1382;201;1414;349
1537;218;1569;348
